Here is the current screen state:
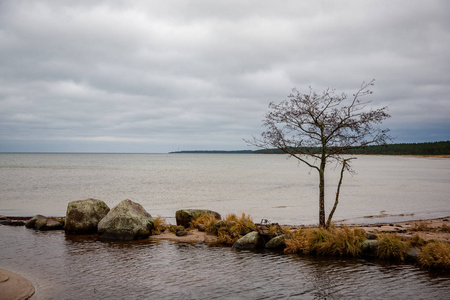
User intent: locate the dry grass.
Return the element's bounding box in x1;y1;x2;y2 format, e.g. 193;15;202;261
418;241;450;270
284;226;366;257
217;213;256;245
412;221;432;232
189;213;218;234
376;234;410;261
151;215;167;235
440;223;450;233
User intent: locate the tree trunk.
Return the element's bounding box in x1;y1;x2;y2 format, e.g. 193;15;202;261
319;168;325;227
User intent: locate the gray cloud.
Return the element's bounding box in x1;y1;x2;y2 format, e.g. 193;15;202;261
1;0;449;153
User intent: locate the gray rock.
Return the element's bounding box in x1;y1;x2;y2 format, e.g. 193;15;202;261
215;220;227;228
265;234;287;249
25;215;64;231
98;199;154;240
175;209;221;228
406;247;420;262
65;198;110;234
361;240;379;257
232;231;265;250
365;231;378;240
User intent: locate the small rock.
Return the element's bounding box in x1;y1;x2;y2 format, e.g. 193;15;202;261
232;231;265;250
365;231;378;240
406;247;420;262
361;240;379;257
265;235;287;249
215;220;227;228
197;224;206;232
175;209;221;228
176;230;188;237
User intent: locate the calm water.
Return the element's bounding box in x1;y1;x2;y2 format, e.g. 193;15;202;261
1;225;449;299
1;153;449;225
1;154;449;299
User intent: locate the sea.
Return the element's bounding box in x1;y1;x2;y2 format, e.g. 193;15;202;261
1;153;449;299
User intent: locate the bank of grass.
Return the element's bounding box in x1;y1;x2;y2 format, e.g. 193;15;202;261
190;213;256;245
284;226;449;270
184;214;449;270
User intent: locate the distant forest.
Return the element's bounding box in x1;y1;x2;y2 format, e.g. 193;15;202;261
171;141;450;155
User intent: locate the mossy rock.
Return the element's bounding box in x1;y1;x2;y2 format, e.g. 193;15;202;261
65;198;110;234
232;231;265;250
25;215;64;231
361;240;379;257
175;209;221;228
98;199;154;241
265;234;287;249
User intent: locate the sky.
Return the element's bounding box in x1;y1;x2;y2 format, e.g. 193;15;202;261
1;0;449;153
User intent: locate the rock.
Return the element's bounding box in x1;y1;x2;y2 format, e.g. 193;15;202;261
175;209;221;228
365;231;378;240
406;247;420;262
25;215;64;231
265;234;287;249
232;231;265;250
215;220;227;229
98;199;154;240
197;224;206;232
361;240;379;257
45;218;64;230
65;198;110;234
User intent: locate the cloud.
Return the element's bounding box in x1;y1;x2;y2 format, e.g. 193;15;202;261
1;0;449;152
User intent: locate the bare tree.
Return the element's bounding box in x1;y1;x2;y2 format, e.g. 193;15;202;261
247;80;391;227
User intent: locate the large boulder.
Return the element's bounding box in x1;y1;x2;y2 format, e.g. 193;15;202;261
232;231;265;250
175;209;221;228
97;199;154;240
65;198;110;234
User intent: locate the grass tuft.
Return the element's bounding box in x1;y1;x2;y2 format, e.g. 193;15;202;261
418;241;450;270
376;234;409;261
151;215;167;235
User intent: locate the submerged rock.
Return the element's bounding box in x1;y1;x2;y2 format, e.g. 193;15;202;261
175;209;221;228
98;199;154;240
232;231;265;250
65;198;110;234
25;215;64;231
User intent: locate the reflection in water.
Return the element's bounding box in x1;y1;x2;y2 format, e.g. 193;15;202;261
1;226;449;299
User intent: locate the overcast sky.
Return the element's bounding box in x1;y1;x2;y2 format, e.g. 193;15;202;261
1;0;449;153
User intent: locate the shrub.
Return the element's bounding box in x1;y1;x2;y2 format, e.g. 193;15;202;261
376;234;409;261
418;241;450;270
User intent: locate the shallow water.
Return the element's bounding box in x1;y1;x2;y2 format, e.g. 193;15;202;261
1;225;449;299
1;153;449;225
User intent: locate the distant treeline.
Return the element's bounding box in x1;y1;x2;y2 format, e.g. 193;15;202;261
170;150;253;154
253;141;450;156
171;141;450;155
